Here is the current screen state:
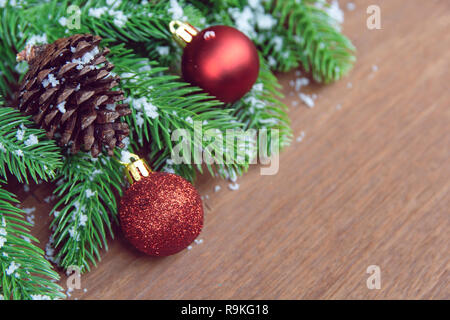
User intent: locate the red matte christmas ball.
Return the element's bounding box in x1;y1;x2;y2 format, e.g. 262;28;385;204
181;25;260;103
119;171;203;257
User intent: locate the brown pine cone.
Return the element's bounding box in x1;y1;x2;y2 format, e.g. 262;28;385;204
15;34;131;157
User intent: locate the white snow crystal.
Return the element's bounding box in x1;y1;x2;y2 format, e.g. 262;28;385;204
56;101;66;113
15;61;28;74
106;103;116;111
6;261;20;275
299;93;315;108
112;10;128;27
120;150;133;164
214;185;221;192
24;134;39;147
347;2;356;11
79;214;88;227
295;77;310;91
168;0;184;20
42;73;59;88
132;97;158;119
26;34;47;47
0;218;6;249
16;126;26;141
88;7;107;18
69;226;80;241
156;46;170;56
58;17;67;26
15;149;24;157
85;189;95;198
296;131;306;142
228;183;240;191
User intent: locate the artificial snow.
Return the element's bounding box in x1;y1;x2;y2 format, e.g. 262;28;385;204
347;2;356;11
6;261;20;276
214;185;221;193
132;97;158;119
56;101;66;113
194;239;204;245
294;77;310;92
15;149;24;157
58;17;67;26
156;46;170;56
168;0;184;20
24;134;39;147
0;217;6;249
85;189;96;198
68;226;80;241
112;10;128;28
26;34;47;47
79;214;88;227
89;7;107;18
42;73;59;88
16;126;26;141
296;131;306;143
120;150;133;164
228;183;240;191
45;234;60;264
299;93;315;108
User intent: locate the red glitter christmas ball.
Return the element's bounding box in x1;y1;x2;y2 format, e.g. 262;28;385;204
119;172;203;257
181;25;260;103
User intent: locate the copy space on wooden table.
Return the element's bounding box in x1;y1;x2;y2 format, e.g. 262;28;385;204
8;0;449;299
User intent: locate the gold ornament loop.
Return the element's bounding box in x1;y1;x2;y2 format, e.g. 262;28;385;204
169;20;199;48
119;153;152;184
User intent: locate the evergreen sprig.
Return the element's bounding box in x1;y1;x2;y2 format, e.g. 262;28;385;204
0;184;64;300
0;105;62;184
266;0;356;81
50;153;124;272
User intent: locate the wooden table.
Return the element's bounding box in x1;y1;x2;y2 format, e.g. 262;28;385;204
11;0;449;299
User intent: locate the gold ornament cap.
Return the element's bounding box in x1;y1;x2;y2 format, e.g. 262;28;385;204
169;20;199;48
120;153;152;184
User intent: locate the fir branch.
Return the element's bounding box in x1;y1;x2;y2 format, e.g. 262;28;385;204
266;0;356;82
0;184;64;300
50;153;124;272
0;5;29;99
0;105;62;184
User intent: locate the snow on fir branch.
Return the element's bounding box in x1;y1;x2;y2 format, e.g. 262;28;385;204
0;184;65;300
0;105;62;184
49;153;124;272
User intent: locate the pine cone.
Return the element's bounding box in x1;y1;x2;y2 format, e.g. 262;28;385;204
15;34;131;157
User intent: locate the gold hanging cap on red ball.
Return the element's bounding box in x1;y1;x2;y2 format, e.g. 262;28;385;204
119;153;152;184
169;20;199;48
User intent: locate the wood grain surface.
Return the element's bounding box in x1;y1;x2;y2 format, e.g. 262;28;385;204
8;0;449;299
